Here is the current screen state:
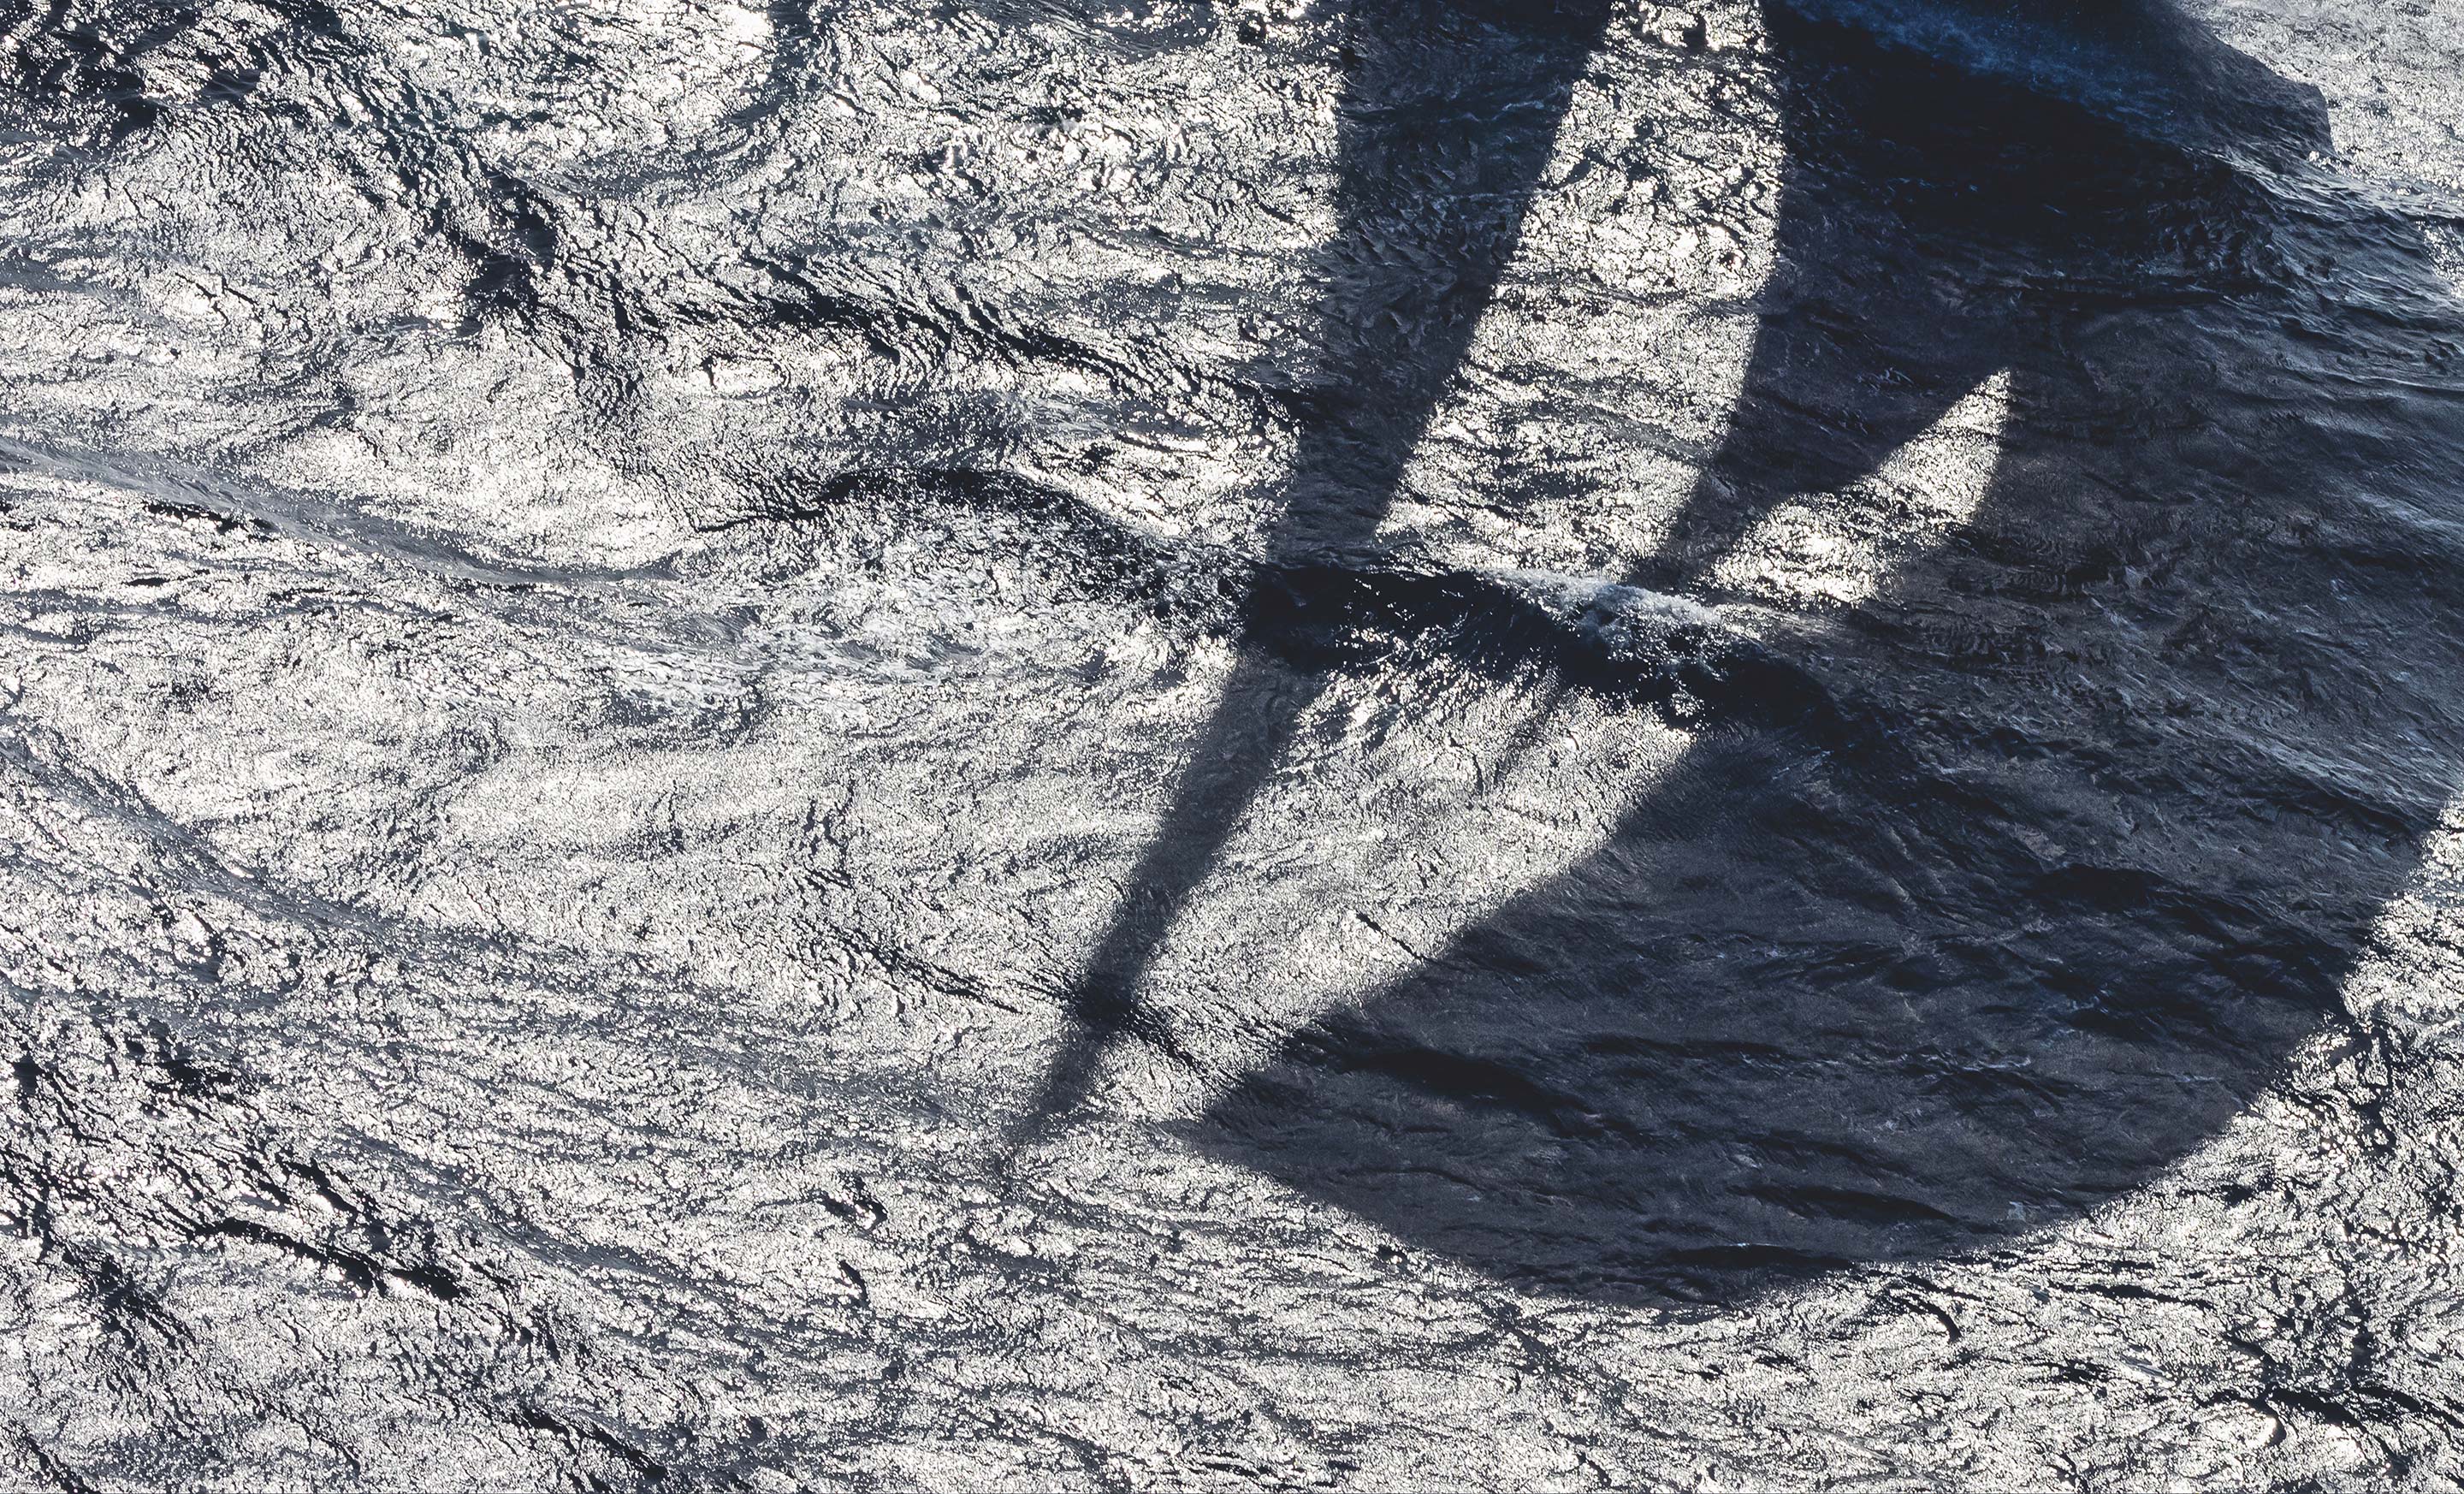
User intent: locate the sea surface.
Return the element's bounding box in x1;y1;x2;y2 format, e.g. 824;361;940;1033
5;1;2464;1488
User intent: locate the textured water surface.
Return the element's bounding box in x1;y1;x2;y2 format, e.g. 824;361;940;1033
5;1;2464;1488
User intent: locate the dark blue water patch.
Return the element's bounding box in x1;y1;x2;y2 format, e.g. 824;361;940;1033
1135;1;2464;1307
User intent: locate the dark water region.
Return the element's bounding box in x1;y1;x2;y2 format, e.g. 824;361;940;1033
994;0;2464;1305
6;0;2464;1485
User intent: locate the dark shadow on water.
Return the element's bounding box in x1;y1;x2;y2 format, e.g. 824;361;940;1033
1041;2;2464;1305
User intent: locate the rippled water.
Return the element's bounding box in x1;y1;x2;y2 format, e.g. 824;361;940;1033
5;1;2464;1487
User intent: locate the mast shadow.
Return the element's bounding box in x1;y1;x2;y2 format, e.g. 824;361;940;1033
1016;0;1624;1129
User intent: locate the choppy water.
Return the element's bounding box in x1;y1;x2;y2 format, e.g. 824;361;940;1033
6;1;2464;1488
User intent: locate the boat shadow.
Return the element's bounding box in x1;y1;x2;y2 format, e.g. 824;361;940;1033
1158;1;2464;1306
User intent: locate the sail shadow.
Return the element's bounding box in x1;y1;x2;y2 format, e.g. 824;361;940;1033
1185;3;2464;1305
